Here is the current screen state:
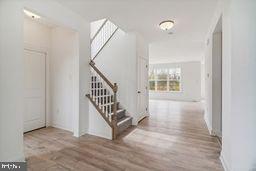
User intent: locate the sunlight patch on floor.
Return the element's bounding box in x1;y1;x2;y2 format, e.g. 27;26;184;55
122;128;177;149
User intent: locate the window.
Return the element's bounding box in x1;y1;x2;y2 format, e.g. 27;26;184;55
156;69;168;91
149;69;156;90
169;68;181;91
149;67;181;92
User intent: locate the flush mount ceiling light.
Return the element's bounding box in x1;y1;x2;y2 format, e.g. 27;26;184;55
24;9;41;19
159;20;174;31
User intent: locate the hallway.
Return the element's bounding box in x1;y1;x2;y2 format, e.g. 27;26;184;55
24;100;223;171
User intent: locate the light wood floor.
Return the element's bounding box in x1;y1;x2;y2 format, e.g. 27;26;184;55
24;100;223;171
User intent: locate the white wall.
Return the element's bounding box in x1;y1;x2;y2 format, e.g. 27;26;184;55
221;1;232;169
23;17;52;128
149;62;201;102
88;105;112;139
0;0;90;162
50;27;78;132
228;0;256;170
24;18;78;132
149;40;204;64
201;62;205;99
0;0;25;162
24;18;51;49
22;0;91;138
204;2;231;169
205;0;256;170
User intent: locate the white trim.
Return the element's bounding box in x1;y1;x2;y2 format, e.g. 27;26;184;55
14;156;25;162
23;45;48;132
220;152;230;171
51;124;73;133
77;129;87;137
5;154;25;162
149;98;200;102
212;130;222;137
149;60;202;65
73;132;80;138
137;57;149;126
24;43;51;128
87;131;112;140
204;112;213;135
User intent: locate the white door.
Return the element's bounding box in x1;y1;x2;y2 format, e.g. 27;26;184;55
24;49;46;132
137;57;149;122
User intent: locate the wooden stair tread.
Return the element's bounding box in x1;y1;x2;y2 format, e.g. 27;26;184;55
117;116;132;126
117;116;132;135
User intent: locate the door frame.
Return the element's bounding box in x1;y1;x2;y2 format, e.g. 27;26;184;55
208;16;223;139
24;43;50;129
137;56;149;124
211;32;222;138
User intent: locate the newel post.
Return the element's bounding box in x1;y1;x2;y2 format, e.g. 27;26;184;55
112;83;118;140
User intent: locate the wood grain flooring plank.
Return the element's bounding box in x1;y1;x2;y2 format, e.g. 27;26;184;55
24;100;223;171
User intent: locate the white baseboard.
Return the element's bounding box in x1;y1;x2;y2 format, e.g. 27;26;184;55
14;155;25;162
2;154;25;162
149;98;200;102
87;131;112;140
72;126;87;137
51;124;73;133
204;113;213;135
211;130;222;137
220;152;230;171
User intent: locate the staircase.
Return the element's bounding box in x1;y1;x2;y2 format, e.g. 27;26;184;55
86;19;132;140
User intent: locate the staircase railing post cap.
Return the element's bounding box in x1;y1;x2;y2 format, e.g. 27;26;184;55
113;83;118;92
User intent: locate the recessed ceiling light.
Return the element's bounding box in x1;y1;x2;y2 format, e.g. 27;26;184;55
23;9;41;19
159;20;174;31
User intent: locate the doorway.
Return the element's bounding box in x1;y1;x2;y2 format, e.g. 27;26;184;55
24;49;46;132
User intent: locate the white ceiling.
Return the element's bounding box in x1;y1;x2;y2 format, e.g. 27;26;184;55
56;0;218;63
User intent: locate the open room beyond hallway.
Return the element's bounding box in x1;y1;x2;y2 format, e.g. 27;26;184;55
24;100;223;171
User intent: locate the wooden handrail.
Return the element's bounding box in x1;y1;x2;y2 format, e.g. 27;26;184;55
86;94;113;128
91;19;108;42
89;60;118;92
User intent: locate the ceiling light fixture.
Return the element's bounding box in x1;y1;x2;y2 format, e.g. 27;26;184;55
159;20;174;30
23;9;41;19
